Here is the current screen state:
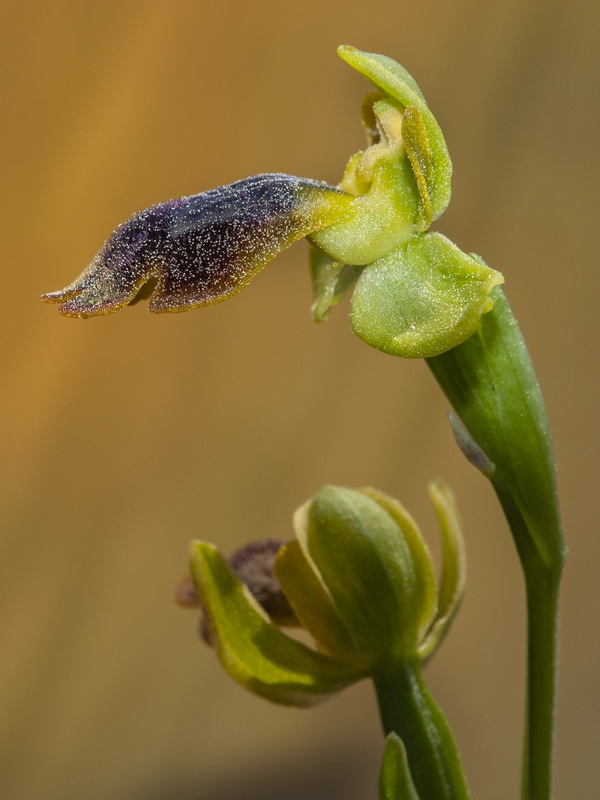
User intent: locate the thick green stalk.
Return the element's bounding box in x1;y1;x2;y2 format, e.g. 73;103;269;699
427;287;567;799
373;661;470;800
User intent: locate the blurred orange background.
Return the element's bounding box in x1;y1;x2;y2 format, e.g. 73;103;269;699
1;1;598;798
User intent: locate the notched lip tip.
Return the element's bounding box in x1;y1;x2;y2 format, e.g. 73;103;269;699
41;287;81;304
40;292;62;303
57;305;91;319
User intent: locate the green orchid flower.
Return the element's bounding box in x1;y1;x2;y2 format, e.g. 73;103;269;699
186;481;465;707
42;47;502;358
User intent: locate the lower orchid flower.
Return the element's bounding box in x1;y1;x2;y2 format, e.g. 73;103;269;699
184;482;465;707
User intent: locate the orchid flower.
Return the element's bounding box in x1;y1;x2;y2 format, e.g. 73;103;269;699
42;47;502;359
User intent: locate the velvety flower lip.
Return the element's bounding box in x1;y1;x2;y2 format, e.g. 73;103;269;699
41;174;352;318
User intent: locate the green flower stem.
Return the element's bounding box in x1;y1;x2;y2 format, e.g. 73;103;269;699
427;287;567;800
373;660;470;800
494;483;562;800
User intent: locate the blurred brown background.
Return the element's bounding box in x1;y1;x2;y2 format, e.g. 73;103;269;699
1;0;598;798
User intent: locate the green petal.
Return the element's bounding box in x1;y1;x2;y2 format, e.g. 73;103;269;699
379;733;422;800
418;482;467;660
298;486;420;665
189;542;362;706
349;232;504;359
401;107;434;230
338;46;452;221
309;148;419;266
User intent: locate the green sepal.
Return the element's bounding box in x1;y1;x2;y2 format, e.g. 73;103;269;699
359;488;437;647
349;232;504;359
275;538;359;662
379;733;422;800
418;482;466;659
309;243;363;322
338;46;452;222
189;541;363;706
297;486;421;665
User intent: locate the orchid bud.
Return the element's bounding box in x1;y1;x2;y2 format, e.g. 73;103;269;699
186;482;465;706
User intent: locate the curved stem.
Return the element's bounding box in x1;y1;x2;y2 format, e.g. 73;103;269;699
427;287;567;800
373;661;470;800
